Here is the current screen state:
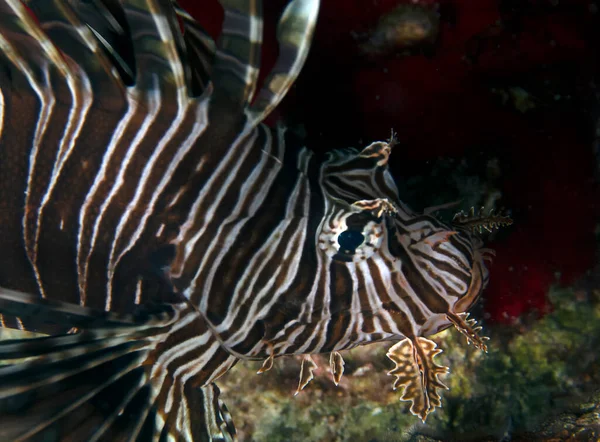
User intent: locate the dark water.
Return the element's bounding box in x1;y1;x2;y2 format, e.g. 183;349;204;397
199;0;600;440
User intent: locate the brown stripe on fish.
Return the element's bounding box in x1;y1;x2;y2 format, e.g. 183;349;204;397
387;222;455;314
365;259;423;336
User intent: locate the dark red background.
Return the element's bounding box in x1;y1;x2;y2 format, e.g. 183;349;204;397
180;0;600;324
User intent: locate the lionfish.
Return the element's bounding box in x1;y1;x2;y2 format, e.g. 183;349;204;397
0;0;510;440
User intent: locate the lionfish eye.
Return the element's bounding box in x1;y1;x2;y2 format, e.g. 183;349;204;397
337;230;365;253
318;205;385;262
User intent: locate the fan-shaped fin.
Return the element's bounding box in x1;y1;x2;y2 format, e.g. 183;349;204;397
247;0;320;125
387;337;449;422
0;289;237;441
212;0;262;107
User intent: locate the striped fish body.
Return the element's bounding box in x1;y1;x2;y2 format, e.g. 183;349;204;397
0;0;507;439
0;0;321;439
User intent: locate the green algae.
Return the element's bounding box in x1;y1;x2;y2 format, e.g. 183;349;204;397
252;397;417;442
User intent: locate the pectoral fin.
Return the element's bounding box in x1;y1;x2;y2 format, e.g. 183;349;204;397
387;337;449;422
0;287;237;441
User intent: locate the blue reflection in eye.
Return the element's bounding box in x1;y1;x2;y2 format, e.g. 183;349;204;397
337;230;365;253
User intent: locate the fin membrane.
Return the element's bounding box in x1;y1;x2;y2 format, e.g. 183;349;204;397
387;337;449;422
0;289;236;441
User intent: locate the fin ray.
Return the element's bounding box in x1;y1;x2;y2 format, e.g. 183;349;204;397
173;1;216;96
0;0;68;85
27;0;125;96
124;0;188;94
247;0;320;124
0;286;176;332
0;290;236;441
212;0;262;107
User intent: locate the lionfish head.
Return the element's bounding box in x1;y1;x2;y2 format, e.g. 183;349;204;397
319;199;493;341
312;134;512;420
318;134;509;346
